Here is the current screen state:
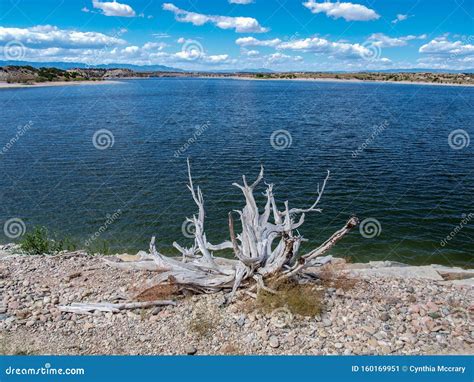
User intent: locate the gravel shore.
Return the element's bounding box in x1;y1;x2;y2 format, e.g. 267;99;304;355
0;247;472;355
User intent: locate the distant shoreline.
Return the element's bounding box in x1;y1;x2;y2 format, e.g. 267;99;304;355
1;77;473;89
0;80;120;89
202;76;474;87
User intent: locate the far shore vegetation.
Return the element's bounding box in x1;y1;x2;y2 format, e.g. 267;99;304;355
1;65;473;85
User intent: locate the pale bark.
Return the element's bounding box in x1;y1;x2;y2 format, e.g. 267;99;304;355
104;160;358;302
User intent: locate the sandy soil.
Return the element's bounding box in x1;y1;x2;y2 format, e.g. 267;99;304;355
0;80;121;89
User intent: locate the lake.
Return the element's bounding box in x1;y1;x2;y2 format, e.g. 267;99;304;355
0;78;472;267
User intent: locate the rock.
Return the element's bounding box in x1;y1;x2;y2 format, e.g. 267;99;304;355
322;318;332;327
269;336;280;348
406;286;415;293
408;305;420;314
186;345;197;355
334;342;343;349
236;314;246;327
380;313;390;322
22;280;30;287
150;307;162;315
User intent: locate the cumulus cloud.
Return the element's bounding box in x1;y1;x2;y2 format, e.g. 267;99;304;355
391;14;408;24
235;36;281;47
267;52;303;63
92;0;136;17
303;1;379;21
0;25;126;48
162;3;268;33
419;36;474;56
368;33;426;48
278;37;368;59
242;49;260;56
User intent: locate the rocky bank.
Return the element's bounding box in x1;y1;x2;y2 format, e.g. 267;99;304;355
0;245;472;355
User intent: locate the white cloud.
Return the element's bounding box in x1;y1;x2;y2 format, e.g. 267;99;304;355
235;36;281;47
419;36;474;56
303;1;379;21
92;0;136;17
177;37;186;44
368;33;426;48
391;14;408;24
162;3;268;33
204;54;230;63
267;52;303;63
0;25;126;48
243;49;260;56
229;0;253;4
278;37;367;59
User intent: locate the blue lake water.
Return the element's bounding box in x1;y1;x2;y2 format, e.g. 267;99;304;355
0;78;472;267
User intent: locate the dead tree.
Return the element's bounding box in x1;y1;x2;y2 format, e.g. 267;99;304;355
105;160;358;302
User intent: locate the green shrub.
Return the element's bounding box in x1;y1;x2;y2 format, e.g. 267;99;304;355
20;226;77;255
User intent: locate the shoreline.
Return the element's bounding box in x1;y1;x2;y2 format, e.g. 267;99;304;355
0;249;472;355
200;76;474;87
1;77;473;88
0;80;121;89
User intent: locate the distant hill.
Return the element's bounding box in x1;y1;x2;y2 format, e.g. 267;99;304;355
0;60;183;72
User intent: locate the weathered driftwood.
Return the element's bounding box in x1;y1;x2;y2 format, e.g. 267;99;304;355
105;160;358;302
58;300;176;315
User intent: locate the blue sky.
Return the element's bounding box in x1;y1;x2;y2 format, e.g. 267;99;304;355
1;0;473;71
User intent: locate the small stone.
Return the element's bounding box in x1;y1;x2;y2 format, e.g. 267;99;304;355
408;305;420;314
186;345;197;355
236;314;246;327
380;313;390;322
334;342;343;349
22;280;30;287
406;286;415;293
151;307;162;315
322;318;332;327
269;336;280;348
